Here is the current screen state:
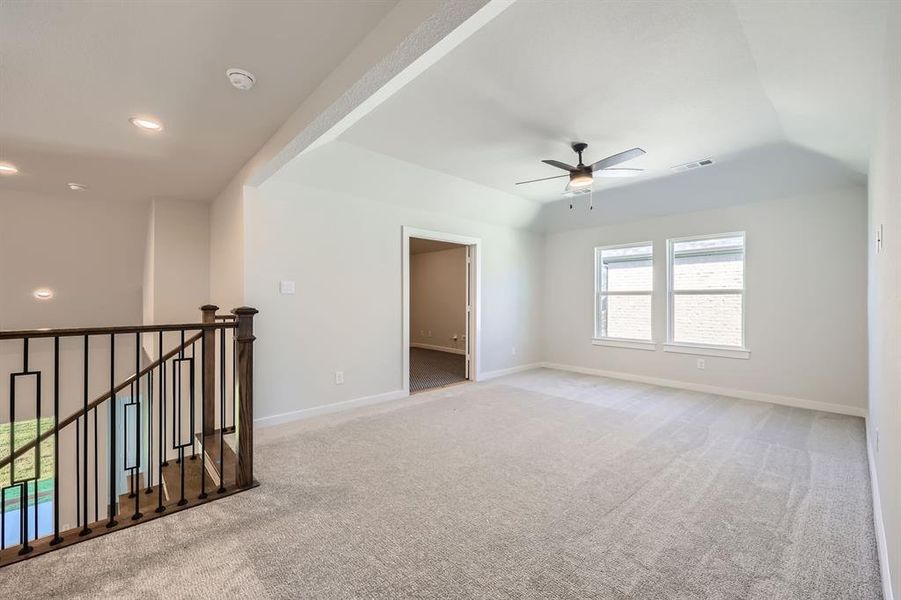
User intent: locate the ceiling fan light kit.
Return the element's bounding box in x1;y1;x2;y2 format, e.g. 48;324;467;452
516;142;646;210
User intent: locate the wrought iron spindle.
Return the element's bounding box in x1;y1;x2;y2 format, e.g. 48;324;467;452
80;335;90;536
146;369;153;495
156;331;165;514
50;337;62;545
107;334;117;528
219;326;226;493
132;332;142;520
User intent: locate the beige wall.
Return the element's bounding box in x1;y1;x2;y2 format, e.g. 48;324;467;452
0;191;146;330
245;176;544;422
410;246;467;353
867;4;901;596
143;199;210;325
543;185;868;414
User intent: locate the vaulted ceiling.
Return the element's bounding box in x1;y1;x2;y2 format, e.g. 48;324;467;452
0;1;397;203
339;0;889;204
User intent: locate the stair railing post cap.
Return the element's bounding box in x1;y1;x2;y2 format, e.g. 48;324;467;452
200;304;220;312
232;307;259;316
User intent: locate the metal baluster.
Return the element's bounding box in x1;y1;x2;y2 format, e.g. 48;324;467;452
146;370;153;494
156;330;165;514
177;330;186;506
132;332;142;520
80;336;91;536
32;338;40;549
107;334;118;528
75;417;80;529
219;327;226;493
231;331;237;430
199;334;207;500
93;405;98;523
12;338;34;555
190;340;196;461
50;337;63;545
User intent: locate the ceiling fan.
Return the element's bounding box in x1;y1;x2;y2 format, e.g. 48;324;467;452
516;143;646;195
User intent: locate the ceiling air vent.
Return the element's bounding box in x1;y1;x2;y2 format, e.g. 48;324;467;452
671;158;715;173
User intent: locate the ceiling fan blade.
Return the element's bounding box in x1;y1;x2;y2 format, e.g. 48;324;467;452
515;173;569;185
541;159;577;172
590;147;646;172
595;168;644;178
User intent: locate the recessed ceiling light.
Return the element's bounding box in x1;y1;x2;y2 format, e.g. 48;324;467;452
226;68;256;91
129;116;163;131
67;182;88;191
0;162;19;175
33;288;54;300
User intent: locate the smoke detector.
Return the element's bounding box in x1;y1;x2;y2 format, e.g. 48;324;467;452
671;158;715;173
226;68;256;91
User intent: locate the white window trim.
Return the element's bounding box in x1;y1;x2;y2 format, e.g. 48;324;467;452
593;338;658;351
666;231;749;357
594;241;654;346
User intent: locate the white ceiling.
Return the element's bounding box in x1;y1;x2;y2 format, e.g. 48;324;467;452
339;0;889;204
0;1;397;203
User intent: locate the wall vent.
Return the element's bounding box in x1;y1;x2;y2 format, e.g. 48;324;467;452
671;158;715;173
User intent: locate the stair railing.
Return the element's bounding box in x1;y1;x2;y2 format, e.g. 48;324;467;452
0;305;257;567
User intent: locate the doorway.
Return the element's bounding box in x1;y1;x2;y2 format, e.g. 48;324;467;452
402;227;480;394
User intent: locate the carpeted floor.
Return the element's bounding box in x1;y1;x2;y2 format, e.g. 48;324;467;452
0;369;881;599
409;346;466;393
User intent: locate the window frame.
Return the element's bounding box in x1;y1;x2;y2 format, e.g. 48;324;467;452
593;241;657;350
665;231;749;359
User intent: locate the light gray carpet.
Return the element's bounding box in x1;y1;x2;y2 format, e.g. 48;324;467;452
0;369;881;599
409;346;466;393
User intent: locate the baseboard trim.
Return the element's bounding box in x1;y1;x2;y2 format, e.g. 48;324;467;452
410;342;465;355
254;389;409;428
540;362;866;418
480;363;543;381
867;424;894;600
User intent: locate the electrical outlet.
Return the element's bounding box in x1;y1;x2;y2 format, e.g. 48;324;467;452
696;358;706;370
335;371;344;385
512;346;517;356
428;330;432;338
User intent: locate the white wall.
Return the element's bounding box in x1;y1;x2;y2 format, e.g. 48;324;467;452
410;246;467;352
543;186;868;414
244;172;543;422
867;4;901;597
0;191;146;330
142;199;210;325
209;180;245;313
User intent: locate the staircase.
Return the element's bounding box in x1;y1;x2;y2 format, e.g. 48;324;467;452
0;305;258;567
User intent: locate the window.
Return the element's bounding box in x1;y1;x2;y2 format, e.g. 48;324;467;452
594;242;654;348
667;232;747;357
1;417;55;546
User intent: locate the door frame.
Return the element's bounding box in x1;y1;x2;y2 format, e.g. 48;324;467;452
402;226;482;395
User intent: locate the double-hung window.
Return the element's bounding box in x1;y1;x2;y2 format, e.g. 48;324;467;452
666;232;748;357
594;242;654;348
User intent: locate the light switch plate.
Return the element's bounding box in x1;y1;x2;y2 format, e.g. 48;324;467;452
279;280;296;295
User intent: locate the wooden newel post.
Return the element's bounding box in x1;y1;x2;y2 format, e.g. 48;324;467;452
233;306;258;488
201;304;218;437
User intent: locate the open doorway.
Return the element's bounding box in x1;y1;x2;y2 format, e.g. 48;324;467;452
402;227;480;395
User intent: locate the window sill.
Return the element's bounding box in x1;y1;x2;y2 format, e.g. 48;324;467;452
663;344;750;359
592;338;658;351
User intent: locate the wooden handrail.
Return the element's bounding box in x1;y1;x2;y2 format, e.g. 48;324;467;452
0;331;203;472
0;321;234;341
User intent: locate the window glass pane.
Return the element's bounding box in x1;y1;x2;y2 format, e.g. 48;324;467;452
672;293;742;347
598;294;652;340
599;244;652;292
672;236;743;291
